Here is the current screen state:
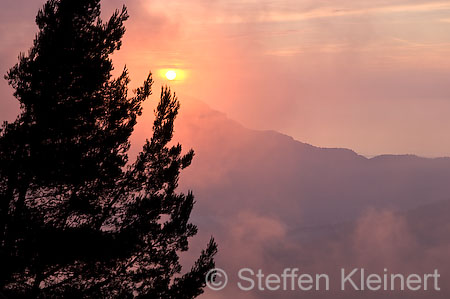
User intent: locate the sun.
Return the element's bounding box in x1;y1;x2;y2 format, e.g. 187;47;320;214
165;70;177;81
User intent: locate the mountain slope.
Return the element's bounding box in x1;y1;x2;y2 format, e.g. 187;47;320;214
132;100;450;298
171;100;450;229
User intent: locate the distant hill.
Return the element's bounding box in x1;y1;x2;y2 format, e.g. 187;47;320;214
170;100;450;229
132;99;450;298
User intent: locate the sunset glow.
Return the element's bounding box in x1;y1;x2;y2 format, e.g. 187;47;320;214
2;1;450;298
2;1;450;156
165;70;177;81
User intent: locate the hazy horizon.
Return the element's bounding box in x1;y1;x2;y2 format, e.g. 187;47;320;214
2;0;450;157
2;2;450;298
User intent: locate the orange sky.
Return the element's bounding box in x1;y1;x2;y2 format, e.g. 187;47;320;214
2;0;450;157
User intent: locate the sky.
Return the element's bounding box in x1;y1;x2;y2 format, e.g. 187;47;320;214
2;3;450;298
2;0;450;157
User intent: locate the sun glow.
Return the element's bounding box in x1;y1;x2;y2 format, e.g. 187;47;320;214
159;68;186;82
165;70;177;80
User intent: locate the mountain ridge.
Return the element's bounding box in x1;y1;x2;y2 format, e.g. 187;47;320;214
151;99;450;298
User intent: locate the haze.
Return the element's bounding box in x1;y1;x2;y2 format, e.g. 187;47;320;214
2;0;450;156
3;2;450;298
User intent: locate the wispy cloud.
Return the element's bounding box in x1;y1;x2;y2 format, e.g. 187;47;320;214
264;43;351;56
194;1;450;24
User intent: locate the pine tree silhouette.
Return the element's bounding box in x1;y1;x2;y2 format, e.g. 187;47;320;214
0;0;217;297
